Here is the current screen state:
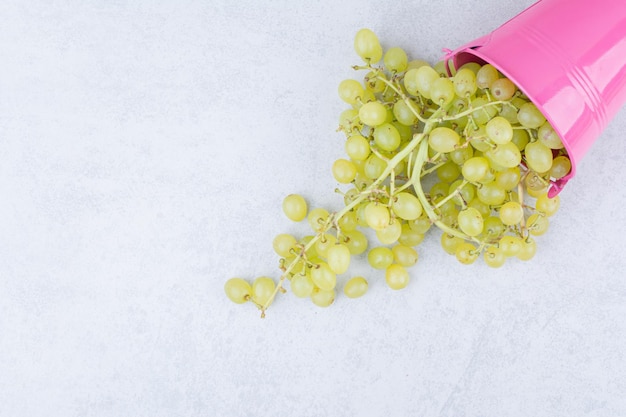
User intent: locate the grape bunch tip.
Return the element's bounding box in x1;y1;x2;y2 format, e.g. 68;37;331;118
225;28;570;317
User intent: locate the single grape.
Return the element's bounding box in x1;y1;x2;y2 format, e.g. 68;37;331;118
272;233;297;257
354;28;383;63
550;155;571;179
455;242;479;265
338;108;362;133
429;127;460;153
398;224;425;246
332;158;357;183
490;78;516;100
338;210;358;232
409;215;432;234
486;116;513;145
525;141;554;173
326;243;351;275
499;201;524;225
384;47;408;72
385;264;410;290
527;213;549;236
224;278;252;304
364;203;390;231
477;182;506;206
338;79;364;105
343;276;368;298
484;246;506;268
368;246;394;270
495;167;521;190
485;142;522;169
376;220;402;244
373;123;401;152
453;68;478;97
343;230;368;255
458;207;484;236
449;146;474;165
462;157;490;182
282;194;308;222
471;97;498;125
536;194;560;217
413;65;440;99
468;198;491;218
392;192;423;220
430;181;451;200
498;235;522;257
393;100;419;126
511;129;530;151
307;207;330;233
364;153;387;179
392;244;418;267
538;122;564;149
365;70;385;93
476;64;499;89
406;59;429;70
314;233;337;258
437;161;461;183
252;277;276;306
290;273;315;298
311;288;336;307
449;180;475;206
311;262;337;291
482;216;506;240
345;134;371;161
359;101;387;127
517;238;537;261
441;233;463;255
430;77;455;107
518;102;546;129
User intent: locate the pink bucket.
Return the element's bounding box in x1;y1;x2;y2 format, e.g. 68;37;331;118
444;0;626;196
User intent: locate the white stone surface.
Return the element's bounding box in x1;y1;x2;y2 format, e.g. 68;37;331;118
1;1;626;416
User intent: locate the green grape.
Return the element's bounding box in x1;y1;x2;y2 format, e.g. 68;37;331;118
527;213;549;236
468;126;491;152
414;65;440;99
343;276;368;298
455;242;479;265
499;102;519;124
477;182;506;206
384;47;408;72
373;123;401;152
476;64;499;89
449;146;474;165
352;159;366;178
409;215;432;234
430;181;451;200
538;122;564;149
368;246;394;269
291;273;315;298
430;77;455;107
365;70;385;93
462;156;490;182
310;288;335;307
517;237;537;261
489;78;516;100
311;262;337;291
345;134;371;161
338;210;358;232
511;129;530;151
471;97;498;125
307;207;329;233
482;216;505;240
364;203;390;231
499;201;524;225
315;233;337;258
433;60;449;76
359;101;387;127
484;246;506;268
392;244;418;267
449;180;475;206
468;198;491;218
459;62;482;74
392;192;423;220
437;161;461;183
525;141;553;173
224;278;252;304
343;188;360;205
495;167;521;191
338;108;362;132
354;28;383;63
252;277;276;306
458;207;484;236
429;127;460;153
385;264;410;290
525;171;549;193
393;100;419;126
518;102;546;129
441;233;463;255
376;220;402;244
536;194;560;217
550;155;571;179
498;235;522;257
364;153;387;179
486;142;522;169
273;233;297;257
338;79;364;105
398;224;425;246
326;243;351;274
406;59;429;71
486;116;513;145
403;68;421;96
343;230;368;255
332;158;357;183
453;68;478;97
282;194;308;222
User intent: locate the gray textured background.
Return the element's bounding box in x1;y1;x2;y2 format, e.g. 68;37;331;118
2;1;626;416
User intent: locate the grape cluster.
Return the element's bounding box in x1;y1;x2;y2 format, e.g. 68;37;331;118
225;29;570;316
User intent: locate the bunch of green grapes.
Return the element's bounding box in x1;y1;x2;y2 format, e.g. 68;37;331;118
225;29;569;317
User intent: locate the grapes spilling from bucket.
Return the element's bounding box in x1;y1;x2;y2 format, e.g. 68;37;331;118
225;29;570;316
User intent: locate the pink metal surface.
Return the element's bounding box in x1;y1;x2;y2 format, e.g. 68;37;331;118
445;0;626;196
